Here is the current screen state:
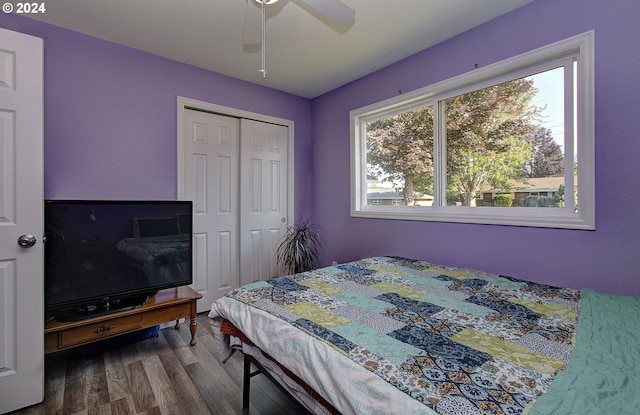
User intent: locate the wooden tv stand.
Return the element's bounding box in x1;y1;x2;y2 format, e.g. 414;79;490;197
45;286;203;354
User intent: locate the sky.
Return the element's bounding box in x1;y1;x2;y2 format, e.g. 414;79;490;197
529;67;565;145
528;61;578;160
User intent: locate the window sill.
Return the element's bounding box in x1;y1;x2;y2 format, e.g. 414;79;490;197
351;206;594;230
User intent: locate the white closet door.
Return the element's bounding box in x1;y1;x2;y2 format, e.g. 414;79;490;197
239;119;288;286
0;28;44;414
180;109;290;312
182;109;240;313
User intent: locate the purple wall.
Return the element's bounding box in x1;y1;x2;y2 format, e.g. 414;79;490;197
311;0;640;295
0;14;314;213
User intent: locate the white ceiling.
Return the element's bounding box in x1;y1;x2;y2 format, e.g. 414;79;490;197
28;0;533;98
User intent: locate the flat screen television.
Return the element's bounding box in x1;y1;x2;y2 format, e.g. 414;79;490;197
44;200;193;321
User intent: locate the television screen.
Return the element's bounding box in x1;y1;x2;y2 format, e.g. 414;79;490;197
44;200;193;320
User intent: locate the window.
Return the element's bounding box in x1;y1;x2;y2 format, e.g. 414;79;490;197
351;32;594;229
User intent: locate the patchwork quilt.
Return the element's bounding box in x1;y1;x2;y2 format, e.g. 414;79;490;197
211;256;581;415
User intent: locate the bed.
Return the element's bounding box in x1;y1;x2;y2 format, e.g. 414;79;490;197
208;256;640;415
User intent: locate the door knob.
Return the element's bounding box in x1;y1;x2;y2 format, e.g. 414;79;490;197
17;234;37;248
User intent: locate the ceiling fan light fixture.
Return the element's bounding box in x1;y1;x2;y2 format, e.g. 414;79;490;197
246;0;354;78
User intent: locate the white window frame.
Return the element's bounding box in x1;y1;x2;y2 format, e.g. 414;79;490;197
350;31;595;230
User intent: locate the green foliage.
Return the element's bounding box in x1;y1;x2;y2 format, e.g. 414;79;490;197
447;135;532;206
444;79;536;205
522;195;559;207
275;216;325;275
554;184;565;207
367;106;435;204
493;193;513;207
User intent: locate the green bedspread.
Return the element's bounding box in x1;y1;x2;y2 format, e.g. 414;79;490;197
529;288;640;415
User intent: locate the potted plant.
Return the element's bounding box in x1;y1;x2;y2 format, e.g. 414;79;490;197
275;215;325;275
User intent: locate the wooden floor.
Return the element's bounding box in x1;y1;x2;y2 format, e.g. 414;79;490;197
9;313;310;415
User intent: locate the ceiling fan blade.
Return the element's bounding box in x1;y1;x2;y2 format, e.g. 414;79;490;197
243;0;262;46
301;0;355;26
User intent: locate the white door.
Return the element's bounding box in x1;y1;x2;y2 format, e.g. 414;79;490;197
0;28;44;414
239;119;288;286
179;104;291;313
182;109;240;313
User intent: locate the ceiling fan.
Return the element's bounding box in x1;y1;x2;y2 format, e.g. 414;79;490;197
243;0;356;47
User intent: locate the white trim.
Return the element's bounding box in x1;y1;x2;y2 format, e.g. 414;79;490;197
176;96;295;227
350;31;595;230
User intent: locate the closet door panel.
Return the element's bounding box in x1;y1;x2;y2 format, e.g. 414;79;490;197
182;110;240;311
240;119;289;285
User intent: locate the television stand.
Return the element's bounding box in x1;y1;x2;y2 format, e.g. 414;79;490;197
45;286;202;354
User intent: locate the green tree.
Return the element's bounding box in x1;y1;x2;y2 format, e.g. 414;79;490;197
448;134;532;206
444;79;537;206
367;107;434;205
367;78;541;206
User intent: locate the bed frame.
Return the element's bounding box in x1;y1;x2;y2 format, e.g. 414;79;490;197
221;319;338;413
